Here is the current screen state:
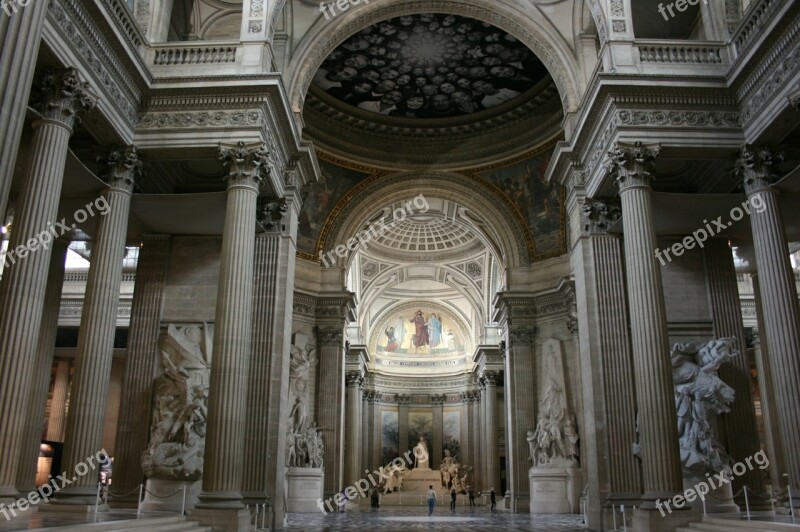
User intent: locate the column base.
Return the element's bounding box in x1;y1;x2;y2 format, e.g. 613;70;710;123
141;479;200;513
189;507;250;532
195;490;245;510
632;506;698;532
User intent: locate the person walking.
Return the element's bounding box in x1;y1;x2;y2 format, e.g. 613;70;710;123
450;487;457;511
427;485;437;516
490;487;496;511
467;485;475;507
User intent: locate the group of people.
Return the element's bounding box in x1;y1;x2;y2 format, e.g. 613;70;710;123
315;13;546;118
426;485;497;515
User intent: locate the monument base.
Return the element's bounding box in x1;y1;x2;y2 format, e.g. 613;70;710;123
140;478;201;512
399;467;442;495
683;473;739;513
529;464;582;514
286;467;323;513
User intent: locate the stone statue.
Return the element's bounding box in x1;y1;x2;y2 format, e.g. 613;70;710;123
142;324;213;481
285;333;324;469
414;436;429;469
289;341;316;397
289;395;308;434
671;338;737;473
529;339;580;468
440;449;454;487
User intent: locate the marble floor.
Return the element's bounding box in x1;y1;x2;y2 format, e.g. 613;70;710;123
285;507;587;531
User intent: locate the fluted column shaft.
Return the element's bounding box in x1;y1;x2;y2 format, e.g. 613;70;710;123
703;238;764;495
738;146;800;487
432;400;443;469
345;373;362;487
461;397;471;471
316;325;346;498
470;393;481;490
47;359;71;442
111;235;170;503
0;0;49;219
57;148;138;505
608;142;683;504
198;143;265;508
0;68;95;499
372;396;382;469
17;240;68;492
503;324;536;511
750;274;785;488
361;393;373;470
484;375;499;493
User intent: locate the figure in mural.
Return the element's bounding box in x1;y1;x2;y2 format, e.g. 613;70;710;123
429;313;442;348
410;310;430;351
384;326;399;352
142;324;212;481
671;337;737;473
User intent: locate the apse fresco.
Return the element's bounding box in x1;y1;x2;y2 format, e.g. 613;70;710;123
381;410;400;465
479;154;566;256
313;14;549;119
298;159;371;254
408;411;433;459
377;308;466;356
443;410;461;459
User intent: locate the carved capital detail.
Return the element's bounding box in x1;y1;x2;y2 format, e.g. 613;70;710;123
346;370;363;387
315;326;342;347
735;144;784;195
430;394;446;406
397;394;411;406
508;325;537;347
34;67;97;129
606;141;661;192
483;370;501;386
581;198;621;234
98;145;141;192
257;197;288;232
218;141;269;190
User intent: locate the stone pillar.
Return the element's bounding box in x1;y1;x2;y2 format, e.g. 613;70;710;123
110;235;170;505
461;393;471;470
470;391;482;490
737;145;800;488
17;240;68;493
0;68;95;500
703;237;764;496
194;142;265;524
398;395;410;459
483;371;500;493
315;294;354;498
607;142;683;508
47;359;71;442
577;198;641;518
431;395;444;469
241;193;296;527
373;393;383;468
345;371;363;487
0;0;49;219
499;315;536;512
54;146;139;507
361;390;373;471
749;277;784;489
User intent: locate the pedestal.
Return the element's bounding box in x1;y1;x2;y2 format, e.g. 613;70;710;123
286;467;323;512
400;468;441;494
529;465;582;514
632;506;698;532
140;479;201;512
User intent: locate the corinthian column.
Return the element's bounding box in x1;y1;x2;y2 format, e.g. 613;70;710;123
703;237;764;498
16;239;69;493
54;146;139;507
194;142;265;524
242;191;298;532
736;145;800;489
483;370;501;496
315;320;347;498
607;142;683;508
0;68;95;500
344;370;363;488
0;0;49;218
111;235;171;505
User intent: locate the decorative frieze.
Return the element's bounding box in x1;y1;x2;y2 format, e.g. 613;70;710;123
137;111;262;129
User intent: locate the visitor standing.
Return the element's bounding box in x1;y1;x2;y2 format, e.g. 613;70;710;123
467;485;475;507
427;485;437;515
490;487;496;511
450;487;457;511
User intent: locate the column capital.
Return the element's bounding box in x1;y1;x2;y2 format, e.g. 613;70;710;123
735;144;784;195
345;370;363;387
581;198;621;234
606;141;661;192
482;370;501;386
315;325;343;347
508;325;537;347
256;197;288;232
98;146;141;193
397;393;411;406
430;394;446;406
34;68;97;130
218;141;270;190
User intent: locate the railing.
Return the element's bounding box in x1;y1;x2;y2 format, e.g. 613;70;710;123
636;41;726;65
149;42;240;66
732;0;781;54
